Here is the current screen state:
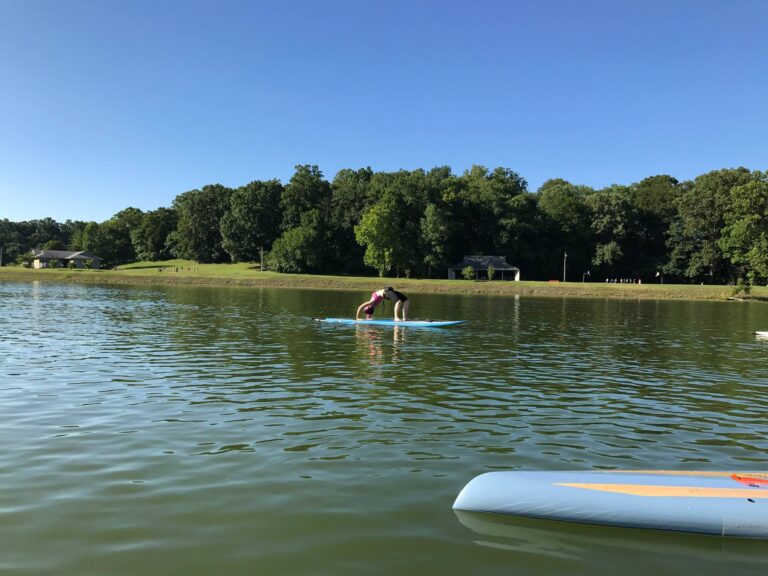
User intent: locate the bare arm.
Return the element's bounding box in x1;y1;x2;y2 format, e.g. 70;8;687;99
356;299;374;320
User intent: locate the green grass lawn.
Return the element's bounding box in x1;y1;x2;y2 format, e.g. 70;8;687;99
1;260;767;302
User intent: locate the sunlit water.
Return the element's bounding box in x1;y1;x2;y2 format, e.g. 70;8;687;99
1;280;768;575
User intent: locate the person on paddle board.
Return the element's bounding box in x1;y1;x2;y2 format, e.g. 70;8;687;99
356;287;410;321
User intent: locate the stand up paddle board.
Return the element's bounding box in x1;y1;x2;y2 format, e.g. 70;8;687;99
453;470;768;538
319;318;464;327
755;331;768;338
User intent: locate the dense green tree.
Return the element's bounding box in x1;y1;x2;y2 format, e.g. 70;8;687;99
719;175;768;283
0;219;25;264
330;168;376;273
281;165;332;231
354;195;399;276
131;208;178;261
453;166;527;256
497;193;547;278
357;170;432;276
667;168;754;282
268;209;327;273
537;179;594;279
103;207;143;264
420;203;451;277
6;164;768;283
630;175;680;275
62;220;88;251
268;166;334;272
585;185;636;271
81;221;118;265
29;217;64;249
221;180;282;263
331;168;375;231
42;239;67;250
172;184;233;263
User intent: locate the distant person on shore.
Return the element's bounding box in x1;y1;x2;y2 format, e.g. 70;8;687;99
356;287;410;321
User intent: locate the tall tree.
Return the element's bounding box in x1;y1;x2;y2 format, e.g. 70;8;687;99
455;165;527;255
497;193;547;278
280;165;332;231
358;170;427;276
537;179;593;279
220;180;283;263
267;209;326;273
106;207;144;263
131;208;178;261
172;184;233;263
667;168;754;282
630;175;680;275
29;217;64;249
719;175;768;283
420;202;451;277
62;220;88;251
0;219;25;264
81;221;119;265
270;166;334;272
585;185;636;273
330;168;375;273
354;195;399;276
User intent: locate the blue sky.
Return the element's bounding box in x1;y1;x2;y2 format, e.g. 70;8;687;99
1;0;766;222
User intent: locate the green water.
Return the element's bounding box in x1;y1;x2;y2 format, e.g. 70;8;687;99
1;281;767;575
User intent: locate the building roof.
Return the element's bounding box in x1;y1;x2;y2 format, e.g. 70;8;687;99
449;255;519;271
31;250;102;261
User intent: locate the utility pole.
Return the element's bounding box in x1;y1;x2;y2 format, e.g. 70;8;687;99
562;251;567;282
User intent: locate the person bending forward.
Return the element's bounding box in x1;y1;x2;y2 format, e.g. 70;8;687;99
355;287;409;321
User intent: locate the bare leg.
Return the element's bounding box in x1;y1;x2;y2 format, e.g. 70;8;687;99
394;300;402;321
402;300;409;321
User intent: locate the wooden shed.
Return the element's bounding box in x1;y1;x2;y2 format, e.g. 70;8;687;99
448;255;520;281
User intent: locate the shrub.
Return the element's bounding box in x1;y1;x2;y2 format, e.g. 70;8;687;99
730;278;752;297
462;266;475;280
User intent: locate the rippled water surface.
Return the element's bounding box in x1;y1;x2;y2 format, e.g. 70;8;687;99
2;281;768;575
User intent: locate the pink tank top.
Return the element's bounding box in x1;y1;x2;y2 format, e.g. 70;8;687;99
371;290;383;305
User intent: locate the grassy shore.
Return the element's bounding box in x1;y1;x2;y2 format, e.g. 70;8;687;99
1;259;766;301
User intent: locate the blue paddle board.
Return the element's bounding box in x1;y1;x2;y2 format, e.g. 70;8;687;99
318;318;465;327
453;470;768;537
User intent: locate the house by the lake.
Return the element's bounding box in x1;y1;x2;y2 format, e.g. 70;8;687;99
30;250;103;269
448;255;520;281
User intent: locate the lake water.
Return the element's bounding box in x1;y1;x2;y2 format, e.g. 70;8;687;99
2;280;768;575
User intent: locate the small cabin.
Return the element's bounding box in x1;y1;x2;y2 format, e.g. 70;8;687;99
31;250;103;269
448;255;520;281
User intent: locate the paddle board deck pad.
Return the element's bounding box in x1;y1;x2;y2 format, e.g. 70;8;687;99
318;318;465;327
453;470;768;538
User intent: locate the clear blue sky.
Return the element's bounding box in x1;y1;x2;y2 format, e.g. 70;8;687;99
1;0;766;222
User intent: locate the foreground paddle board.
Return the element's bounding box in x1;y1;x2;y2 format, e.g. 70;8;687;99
453;470;768;537
319;318;465;327
755;331;768;338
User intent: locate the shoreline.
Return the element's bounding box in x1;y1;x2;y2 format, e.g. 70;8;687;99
1;261;765;302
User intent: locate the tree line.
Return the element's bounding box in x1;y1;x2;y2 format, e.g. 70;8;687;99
2;165;767;284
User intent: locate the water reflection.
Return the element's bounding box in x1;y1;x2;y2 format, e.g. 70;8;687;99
353;325;407;367
454;510;768;574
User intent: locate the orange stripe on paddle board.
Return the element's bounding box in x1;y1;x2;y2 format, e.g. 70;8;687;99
555;483;768;498
610;470;768;479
